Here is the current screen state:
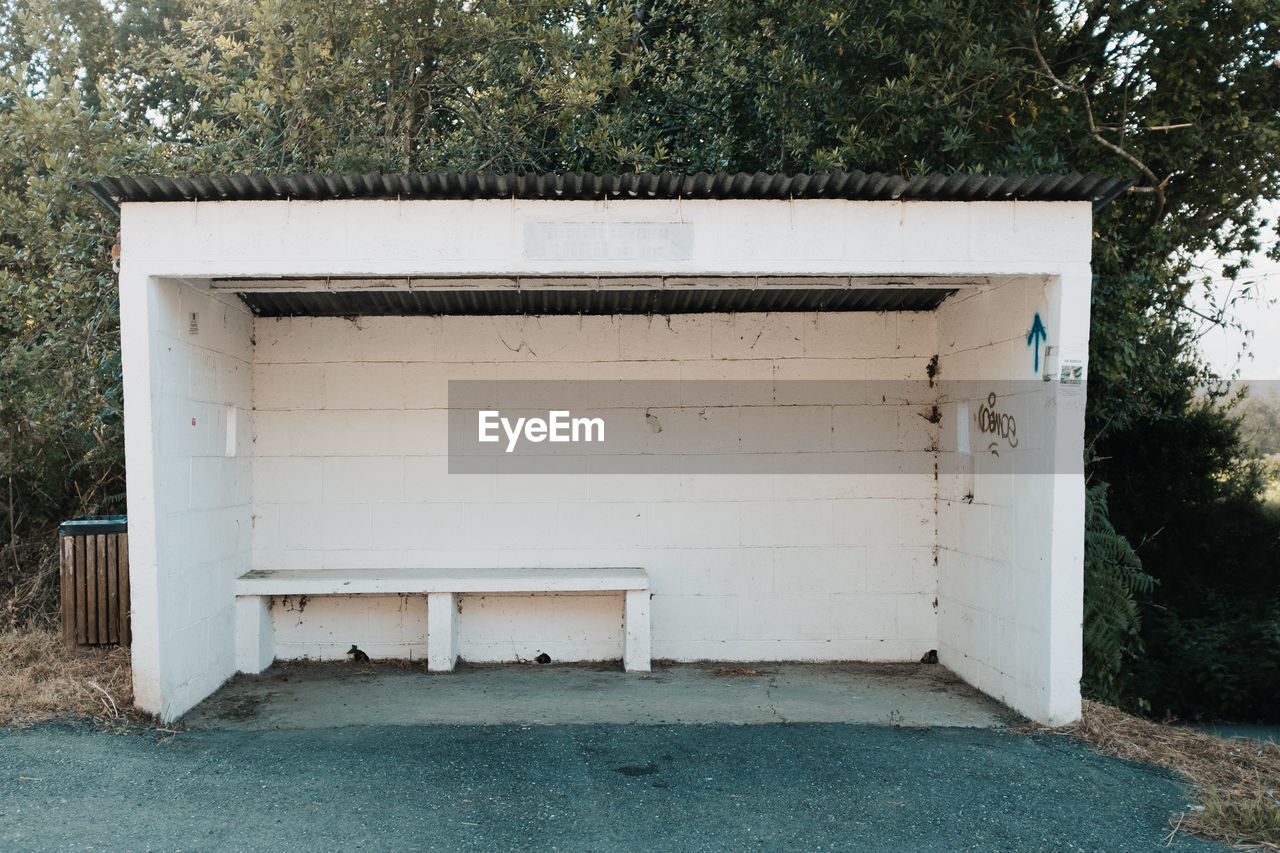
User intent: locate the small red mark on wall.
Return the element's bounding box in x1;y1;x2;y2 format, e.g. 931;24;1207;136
191;418;197;426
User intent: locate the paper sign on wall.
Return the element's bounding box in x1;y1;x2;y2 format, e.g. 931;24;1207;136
1059;359;1084;385
1057;347;1087;399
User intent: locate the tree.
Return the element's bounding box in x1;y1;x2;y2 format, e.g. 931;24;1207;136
0;0;167;620
139;0;643;174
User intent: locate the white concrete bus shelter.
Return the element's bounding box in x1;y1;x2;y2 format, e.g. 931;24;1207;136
93;171;1126;724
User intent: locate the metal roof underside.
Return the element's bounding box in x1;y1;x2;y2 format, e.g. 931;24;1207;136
238;287;957;317
87;171;1132;212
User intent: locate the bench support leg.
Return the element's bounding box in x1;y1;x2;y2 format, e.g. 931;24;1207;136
623;590;651;672
235;596;274;674
427;592;458;672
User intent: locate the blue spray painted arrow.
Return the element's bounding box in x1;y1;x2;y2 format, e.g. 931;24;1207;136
1027;313;1048;373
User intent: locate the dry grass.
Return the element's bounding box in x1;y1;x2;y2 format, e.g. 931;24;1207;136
1065;700;1280;849
0;626;136;727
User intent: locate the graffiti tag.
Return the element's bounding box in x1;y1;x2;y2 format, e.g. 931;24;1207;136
977;392;1017;455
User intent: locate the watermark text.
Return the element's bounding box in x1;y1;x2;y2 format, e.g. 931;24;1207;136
478;410;605;453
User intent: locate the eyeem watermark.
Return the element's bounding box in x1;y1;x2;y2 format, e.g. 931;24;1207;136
478;410;605;453
449;379;1093;474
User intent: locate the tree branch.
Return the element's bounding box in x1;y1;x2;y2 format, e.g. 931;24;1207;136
1030;32;1167;220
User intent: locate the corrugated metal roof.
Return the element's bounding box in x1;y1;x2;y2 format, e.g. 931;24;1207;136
238;287;956;317
86;170;1132;213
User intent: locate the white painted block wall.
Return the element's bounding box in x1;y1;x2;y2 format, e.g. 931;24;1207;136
270;594;428;661
122;279;253;718
252;311;941;664
935;273;1088;723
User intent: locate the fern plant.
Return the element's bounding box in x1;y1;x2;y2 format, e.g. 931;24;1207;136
1082;482;1155;704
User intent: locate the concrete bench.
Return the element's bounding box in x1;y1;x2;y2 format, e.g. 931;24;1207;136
234;567;651;674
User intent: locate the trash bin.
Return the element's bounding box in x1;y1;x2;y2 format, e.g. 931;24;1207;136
59;516;130;648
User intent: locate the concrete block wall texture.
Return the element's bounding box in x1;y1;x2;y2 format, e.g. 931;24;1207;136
121;278;253;719
270;594;429;661
252;311;942;665
934;274;1088;724
118;197;1092;722
120;198;1091;279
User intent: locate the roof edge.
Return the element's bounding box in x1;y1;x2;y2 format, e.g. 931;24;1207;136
85;170;1133;216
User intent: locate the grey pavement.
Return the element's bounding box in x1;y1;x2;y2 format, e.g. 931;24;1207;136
0;661;1225;852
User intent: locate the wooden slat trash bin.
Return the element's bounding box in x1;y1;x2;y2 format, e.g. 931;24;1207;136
59;516;130;648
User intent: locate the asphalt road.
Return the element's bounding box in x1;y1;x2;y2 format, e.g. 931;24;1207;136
0;721;1222;852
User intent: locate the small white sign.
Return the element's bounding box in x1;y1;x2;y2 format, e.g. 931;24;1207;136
524;221;693;261
1060;358;1085;385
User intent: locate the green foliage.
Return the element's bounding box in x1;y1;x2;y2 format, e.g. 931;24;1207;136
1082;483;1153;704
1094;389;1280;719
1129;597;1280;722
1094;396;1276;606
0;0;162;621
559;0;1049;175
137;0;644;174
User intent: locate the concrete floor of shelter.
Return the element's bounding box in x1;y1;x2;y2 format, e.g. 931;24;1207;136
183;659;1016;730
